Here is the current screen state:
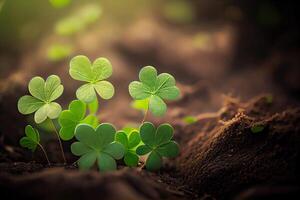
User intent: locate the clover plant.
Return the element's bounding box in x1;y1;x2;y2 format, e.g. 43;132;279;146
116;130;142;167
18;55;181;173
19;125;50;165
59;100;99;141
136;122;179;171
71;124;124;171
18;75;63;124
251;124;265;133
69;55;114;103
18;75;66;163
129;66;180;116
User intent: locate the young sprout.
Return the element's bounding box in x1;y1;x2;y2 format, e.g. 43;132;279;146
116;130;142;167
20;125;50;165
17;75;66;163
183;115;197;124
71;124;125;172
69;55;115;103
59;100;99;141
129;66;180;118
251;124;265;133
136;122;179;171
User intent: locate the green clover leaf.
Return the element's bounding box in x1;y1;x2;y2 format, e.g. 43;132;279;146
136;122;179;171
18;75;64;124
58;100;99;141
129;66;180;116
71;123;125;172
19;125;40;152
116;130;142;167
69;55;115;103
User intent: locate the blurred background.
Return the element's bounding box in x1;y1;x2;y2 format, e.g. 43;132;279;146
0;0;300;145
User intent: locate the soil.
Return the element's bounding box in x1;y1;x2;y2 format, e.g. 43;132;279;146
1;10;300;200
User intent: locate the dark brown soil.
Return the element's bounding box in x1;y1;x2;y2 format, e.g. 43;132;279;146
177;96;300;199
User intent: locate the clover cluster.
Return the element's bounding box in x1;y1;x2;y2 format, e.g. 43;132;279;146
17;55;180;172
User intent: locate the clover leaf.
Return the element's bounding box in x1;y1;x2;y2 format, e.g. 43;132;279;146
69;55;115;103
136;122;179;171
19;125;40;152
71;123;125;172
116;130;141;167
129;66;180;116
58;100;99;141
19;125;51;165
18;75;64;124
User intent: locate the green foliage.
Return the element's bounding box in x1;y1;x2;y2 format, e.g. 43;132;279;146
71;124;125;172
19;125;40;152
17;54;181;172
47;43;72;62
88;98;99;115
58;100;99;141
251;124;265;133
69;55;115;103
116;130;141;167
55;4;101;36
183;116;197;124
49;0;71;8
136;122;179;171
18;75;63;124
131;98;149;113
129;66;180;116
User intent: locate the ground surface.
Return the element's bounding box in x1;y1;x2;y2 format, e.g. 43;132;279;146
0;14;300;199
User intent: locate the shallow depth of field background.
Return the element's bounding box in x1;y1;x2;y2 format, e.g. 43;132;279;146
0;0;299;132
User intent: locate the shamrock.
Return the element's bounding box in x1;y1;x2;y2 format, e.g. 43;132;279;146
19;125;50;164
71;123;125;172
136;122;179;171
18;75;64;124
69;55;114;103
129;66;180;116
115;130;141;167
58;100;99;141
19;125;41;152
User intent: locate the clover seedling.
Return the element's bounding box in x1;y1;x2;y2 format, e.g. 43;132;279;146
18;75;63;124
251;124;265;133
20;125;50;165
71;123;125;172
136;122;179;171
18;75;66;163
183;115;197;124
59;100;99;140
69;55;114;103
116;130;142;167
129;66;180;116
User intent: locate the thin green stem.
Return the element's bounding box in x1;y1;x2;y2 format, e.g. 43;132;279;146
50;119;66;164
38;143;51;166
142;107;149;124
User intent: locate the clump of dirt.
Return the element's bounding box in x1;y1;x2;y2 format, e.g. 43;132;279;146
0;167;187;200
177;96;300;199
